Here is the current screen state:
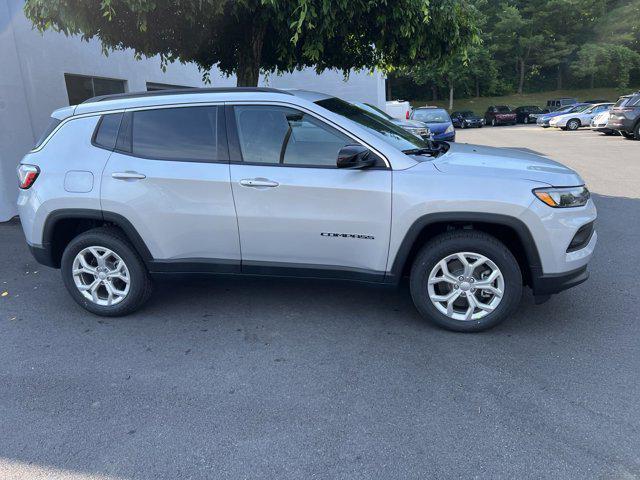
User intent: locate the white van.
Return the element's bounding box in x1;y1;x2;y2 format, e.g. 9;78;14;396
385;100;412;120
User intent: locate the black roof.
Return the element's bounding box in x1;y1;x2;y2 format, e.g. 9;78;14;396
84;87;291;103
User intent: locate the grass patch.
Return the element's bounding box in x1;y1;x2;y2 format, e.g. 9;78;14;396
409;87;638;114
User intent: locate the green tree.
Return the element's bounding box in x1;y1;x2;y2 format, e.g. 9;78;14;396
572;43;640;88
25;0;479;87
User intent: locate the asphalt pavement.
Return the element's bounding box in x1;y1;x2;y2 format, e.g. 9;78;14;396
1;124;639;479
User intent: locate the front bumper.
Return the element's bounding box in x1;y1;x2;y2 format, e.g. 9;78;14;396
434;131;455;142
530;265;589;295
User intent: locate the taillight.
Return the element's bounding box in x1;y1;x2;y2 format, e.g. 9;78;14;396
17;164;40;189
406;111;410;119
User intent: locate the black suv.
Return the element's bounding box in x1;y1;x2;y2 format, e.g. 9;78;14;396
608;92;640;140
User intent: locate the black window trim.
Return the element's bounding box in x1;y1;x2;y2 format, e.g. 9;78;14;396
225;103;390;171
112;104;229;164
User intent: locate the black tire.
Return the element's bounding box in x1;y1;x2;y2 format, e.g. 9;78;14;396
566;119;580;131
621;131;634;139
491;118;497;127
523;116;529;124
634;123;640;140
61;227;153;316
409;230;522;332
459;122;465;129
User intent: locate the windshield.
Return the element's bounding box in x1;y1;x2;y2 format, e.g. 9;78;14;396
569;105;589;113
357;103;394;121
460;111;475;117
495;106;511;113
316;97;430;151
412;108;450;123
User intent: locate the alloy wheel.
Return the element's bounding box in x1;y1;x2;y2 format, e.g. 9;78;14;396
427;252;504;321
72;246;131;306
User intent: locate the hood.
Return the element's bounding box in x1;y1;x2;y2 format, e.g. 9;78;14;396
461;115;483;121
423;122;452;134
393;119;429;129
432;142;583;186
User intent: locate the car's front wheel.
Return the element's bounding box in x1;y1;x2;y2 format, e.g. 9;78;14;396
566;119;580;131
491;118;497;126
61;227;153;316
409;231;522;332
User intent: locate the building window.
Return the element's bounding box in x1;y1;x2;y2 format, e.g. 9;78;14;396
146;82;192;91
64;74;126;105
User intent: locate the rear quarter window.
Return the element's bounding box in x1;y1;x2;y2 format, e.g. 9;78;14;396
93;113;123;150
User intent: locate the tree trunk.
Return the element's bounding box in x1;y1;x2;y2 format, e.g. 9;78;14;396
386;77;392;101
518;58;525;95
236;24;266;87
590;72;595;89
557;65;562;90
431;84;438;101
448;78;454;111
475;77;480;98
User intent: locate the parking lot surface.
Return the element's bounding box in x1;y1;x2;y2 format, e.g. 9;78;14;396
1;125;639;479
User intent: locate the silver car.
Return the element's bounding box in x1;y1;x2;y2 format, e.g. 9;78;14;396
550;103;613;130
17;88;597;332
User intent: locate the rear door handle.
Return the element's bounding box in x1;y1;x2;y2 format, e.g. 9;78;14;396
112;171;146;180
239;178;279;188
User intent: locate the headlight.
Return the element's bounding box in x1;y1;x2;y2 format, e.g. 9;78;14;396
445;125;454;134
533;186;590;208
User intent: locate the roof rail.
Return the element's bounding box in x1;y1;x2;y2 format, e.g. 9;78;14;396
83;87;292;103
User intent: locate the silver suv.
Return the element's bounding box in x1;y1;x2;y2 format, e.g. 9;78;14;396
17;88;597;332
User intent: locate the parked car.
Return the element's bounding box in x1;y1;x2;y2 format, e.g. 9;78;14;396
385;100;412;120
546;98;578;109
549;103;613;131
409;107;456;141
590;109;617;135
536;104;588;128
17;87;596;332
607;91;640;140
354;102;432;140
513;106;548;124
451;110;484;128
484;105;517;126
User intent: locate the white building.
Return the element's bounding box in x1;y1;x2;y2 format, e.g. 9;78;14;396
0;0;386;221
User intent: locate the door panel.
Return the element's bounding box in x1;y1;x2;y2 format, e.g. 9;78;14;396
230;165;391;273
102;152;240;262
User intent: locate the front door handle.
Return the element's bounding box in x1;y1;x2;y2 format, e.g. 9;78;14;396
112;171;146;180
239;178;279;188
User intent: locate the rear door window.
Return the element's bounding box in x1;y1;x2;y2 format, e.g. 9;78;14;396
126;106;224;162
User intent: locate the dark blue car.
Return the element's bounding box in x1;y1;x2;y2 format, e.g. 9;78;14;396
410;107;455;142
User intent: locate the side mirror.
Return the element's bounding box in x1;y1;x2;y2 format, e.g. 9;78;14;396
336;145;376;169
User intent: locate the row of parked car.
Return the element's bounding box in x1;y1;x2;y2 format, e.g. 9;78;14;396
383;91;640;141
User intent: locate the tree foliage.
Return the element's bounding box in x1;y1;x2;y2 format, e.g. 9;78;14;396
397;0;640;104
24;0;479;86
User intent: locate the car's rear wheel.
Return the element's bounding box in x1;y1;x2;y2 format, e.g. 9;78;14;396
634;123;640;140
61;227;153;316
410;231;522;332
523;116;529;124
566;119;580;131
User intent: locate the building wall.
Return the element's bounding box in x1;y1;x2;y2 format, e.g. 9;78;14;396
0;0;385;221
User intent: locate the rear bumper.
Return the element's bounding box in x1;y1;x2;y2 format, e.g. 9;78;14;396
530;265;589;295
28;243;57;268
607;119;635;132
